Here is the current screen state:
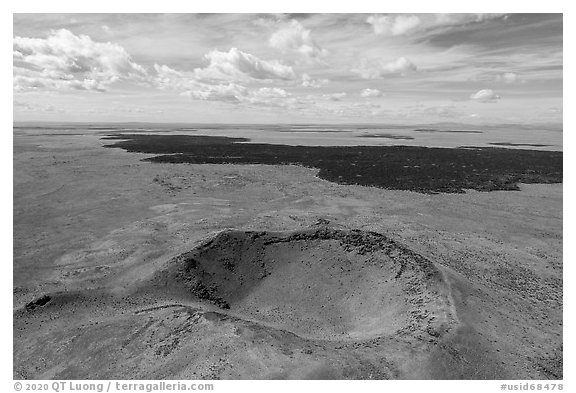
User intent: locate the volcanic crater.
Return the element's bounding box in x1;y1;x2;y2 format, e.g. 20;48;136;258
152;227;455;341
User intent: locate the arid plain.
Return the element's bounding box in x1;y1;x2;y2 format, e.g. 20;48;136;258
13;126;562;379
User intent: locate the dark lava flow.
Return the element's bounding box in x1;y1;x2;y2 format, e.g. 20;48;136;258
103;134;562;194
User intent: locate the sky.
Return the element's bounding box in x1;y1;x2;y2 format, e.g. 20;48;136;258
13;13;563;124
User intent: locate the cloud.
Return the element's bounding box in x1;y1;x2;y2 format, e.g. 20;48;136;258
360;88;383;98
366;13;506;37
383;57;417;74
366;14;421;36
323;101;383;118
242;88;301;108
322;92;347;101
153;64;191;90
354;57;417;79
13;29;146;92
153;64;247;103
14;100;63;112
193;48;296;82
422;105;462;118
181;83;301;109
301;73;328;88
14;68;109;92
182;83;248;103
14;100;33;110
471;71;524;84
434;13;506;28
548;107;562;114
154;62;300;108
470;89;501;102
269;20;328;59
498;72;520;84
251;87;290;98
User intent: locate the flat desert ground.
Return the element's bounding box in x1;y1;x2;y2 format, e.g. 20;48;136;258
13;126;562;379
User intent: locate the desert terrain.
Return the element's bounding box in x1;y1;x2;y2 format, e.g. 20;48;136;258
13;126;562;379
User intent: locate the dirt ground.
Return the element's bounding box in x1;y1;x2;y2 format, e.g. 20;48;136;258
13;128;562;379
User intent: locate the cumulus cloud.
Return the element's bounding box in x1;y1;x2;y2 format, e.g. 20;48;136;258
181;83;248;103
153;64;191;90
251;87;290;99
383;57;417;74
242;88;301;108
354;57;417;79
301;73;328;88
366;14;422;36
497;72;520;84
14;66;111;92
182;83;301;109
152;63;246;103
193;48;297;82
13;29;146;92
153;61;316;111
269;20;328;60
153;62;299;108
470;89;501;102
360;88;383;98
